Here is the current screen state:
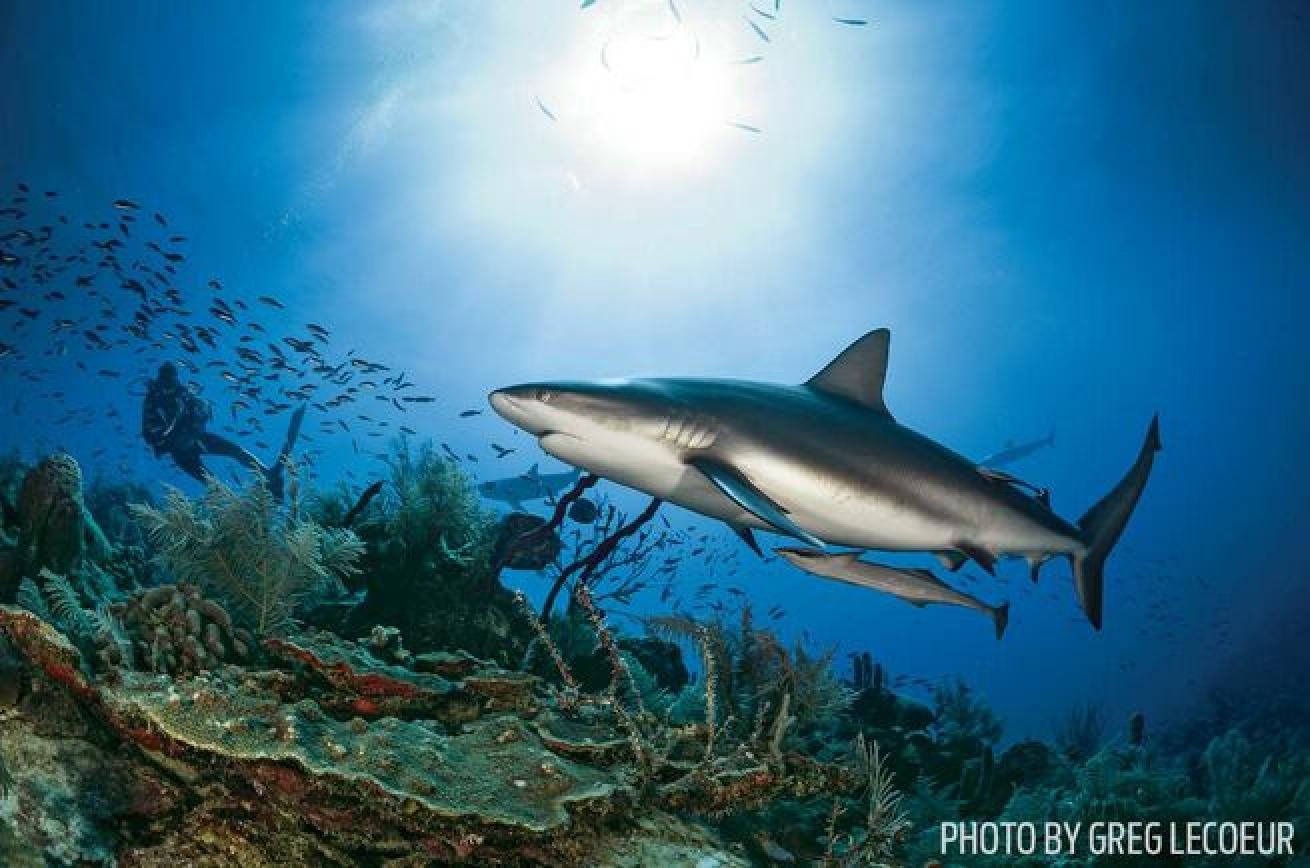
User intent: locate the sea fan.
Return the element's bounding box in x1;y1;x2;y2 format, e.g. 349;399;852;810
15;576;52;621
853;733;911;860
88;602;134;668
130;477;363;636
40;569;92;636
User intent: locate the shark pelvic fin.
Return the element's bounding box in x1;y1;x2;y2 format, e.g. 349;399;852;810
805;328;892;416
732;525;764;557
691;457;825;548
935;550;967;572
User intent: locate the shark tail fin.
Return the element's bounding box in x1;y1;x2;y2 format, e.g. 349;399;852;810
992;602;1010;640
1072;415;1161;630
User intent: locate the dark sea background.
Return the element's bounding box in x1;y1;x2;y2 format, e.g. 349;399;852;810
3;0;1309;746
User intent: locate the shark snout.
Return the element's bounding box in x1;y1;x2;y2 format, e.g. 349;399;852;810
489;385;554;434
488;388;525;420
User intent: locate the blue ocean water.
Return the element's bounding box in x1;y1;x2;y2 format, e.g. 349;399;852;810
3;0;1308;748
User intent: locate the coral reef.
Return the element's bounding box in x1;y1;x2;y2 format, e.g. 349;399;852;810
320;441;533;661
131;477;363;636
5;446;1303;868
112;583;254;674
0;597;860;866
492;512;562;571
0;453;111;603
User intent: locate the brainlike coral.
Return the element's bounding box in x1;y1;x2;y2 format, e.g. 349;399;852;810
110;583;253;675
131;478;363;636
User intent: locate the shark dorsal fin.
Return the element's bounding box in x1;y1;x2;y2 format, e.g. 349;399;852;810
806;328;892;416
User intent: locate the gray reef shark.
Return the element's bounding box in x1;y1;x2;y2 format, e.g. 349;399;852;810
477;462;582;512
777;548;1010;639
980;426;1056;468
488;328;1160;628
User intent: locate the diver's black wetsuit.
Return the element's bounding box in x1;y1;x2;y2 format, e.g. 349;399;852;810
141;364;270;486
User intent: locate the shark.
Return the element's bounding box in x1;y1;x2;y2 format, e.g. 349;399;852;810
980;426;1056;468
488;328;1160;628
777;548;1010;639
477;462;583;512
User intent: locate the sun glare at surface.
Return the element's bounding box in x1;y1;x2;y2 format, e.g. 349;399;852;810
550;2;742;173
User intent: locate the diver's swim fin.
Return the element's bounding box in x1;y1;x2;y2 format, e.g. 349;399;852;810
265;403;307;502
278;403;307;463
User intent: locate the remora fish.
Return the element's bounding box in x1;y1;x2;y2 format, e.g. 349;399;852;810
778;548;1010;639
980;426;1056;468
488;328;1160;628
477;462;582;511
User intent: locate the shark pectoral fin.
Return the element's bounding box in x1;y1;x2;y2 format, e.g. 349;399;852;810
691;457;825;548
956;543;997;575
732;525;764;557
935;551;967;572
1026;554;1047;583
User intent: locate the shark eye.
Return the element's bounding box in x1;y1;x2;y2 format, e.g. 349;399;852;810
536;388;554;404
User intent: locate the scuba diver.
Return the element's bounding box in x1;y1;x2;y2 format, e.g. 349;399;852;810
141;362;303;499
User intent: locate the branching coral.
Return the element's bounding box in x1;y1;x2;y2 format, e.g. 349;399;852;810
1054;701;1106;761
514;590;579;709
931;677;1002;748
14;569;124;667
375;439;496;578
1203;728;1310;824
131;478;363;636
853;733;912;861
646;606;851;755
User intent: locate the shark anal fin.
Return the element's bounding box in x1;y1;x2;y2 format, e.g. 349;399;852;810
956;543;997;575
993;602;1011;640
691;458;824;548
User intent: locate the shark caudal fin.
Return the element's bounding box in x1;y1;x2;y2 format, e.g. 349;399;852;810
1072;415;1162;630
992;602;1011;641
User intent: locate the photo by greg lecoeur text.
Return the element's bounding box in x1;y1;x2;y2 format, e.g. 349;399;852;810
940;821;1296;858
